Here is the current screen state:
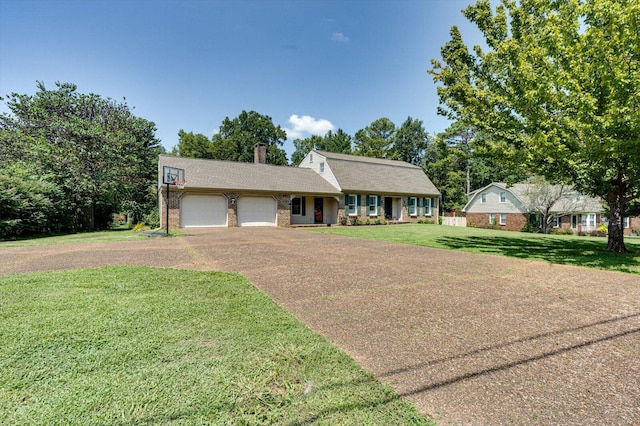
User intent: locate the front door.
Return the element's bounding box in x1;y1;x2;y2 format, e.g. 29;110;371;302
314;197;323;223
385;197;393;220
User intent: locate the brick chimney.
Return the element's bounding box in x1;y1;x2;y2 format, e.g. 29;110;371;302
254;143;267;164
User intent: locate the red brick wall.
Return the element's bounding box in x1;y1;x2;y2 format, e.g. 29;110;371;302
160;189;182;230
275;195;291;227
466;212;527;232
624;216;640;236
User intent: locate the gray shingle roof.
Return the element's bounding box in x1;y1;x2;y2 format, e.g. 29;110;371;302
464;182;604;213
158;155;341;195
314;150;440;196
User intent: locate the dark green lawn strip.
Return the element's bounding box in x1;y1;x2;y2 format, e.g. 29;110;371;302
310;224;640;274
0;266;431;425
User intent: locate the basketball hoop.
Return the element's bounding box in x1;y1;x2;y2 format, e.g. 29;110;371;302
162;165;186;236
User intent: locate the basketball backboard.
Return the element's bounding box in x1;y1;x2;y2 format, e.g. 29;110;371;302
162;166;186;185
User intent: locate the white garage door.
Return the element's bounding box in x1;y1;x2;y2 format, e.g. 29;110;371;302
237;196;276;227
181;195;227;227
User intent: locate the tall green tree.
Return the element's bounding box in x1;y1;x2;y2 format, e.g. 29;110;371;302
289;129;352;166
172;130;214;158
424;135;469;212
429;0;640;252
323;129;352;154
211;110;288;165
291;135;324;166
0;81;162;231
353;117;396;158
393;117;429;165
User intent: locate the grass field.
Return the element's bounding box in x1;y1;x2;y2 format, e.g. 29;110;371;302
310;224;640;275
0;229;187;247
0;266;431;425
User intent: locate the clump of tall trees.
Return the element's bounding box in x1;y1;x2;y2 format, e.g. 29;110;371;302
429;0;639;252
0;82;163;238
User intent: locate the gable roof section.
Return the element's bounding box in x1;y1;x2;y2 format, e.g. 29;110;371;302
313;150;440;196
463;182;604;213
158;155;341;195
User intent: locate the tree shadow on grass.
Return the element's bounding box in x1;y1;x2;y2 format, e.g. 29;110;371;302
435;235;639;274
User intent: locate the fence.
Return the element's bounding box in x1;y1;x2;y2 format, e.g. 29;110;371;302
442;216;467;227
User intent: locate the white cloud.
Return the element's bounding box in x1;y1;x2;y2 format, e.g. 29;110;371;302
331;32;350;42
284;114;335;140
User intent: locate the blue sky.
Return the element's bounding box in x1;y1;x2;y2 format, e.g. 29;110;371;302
0;0;485;159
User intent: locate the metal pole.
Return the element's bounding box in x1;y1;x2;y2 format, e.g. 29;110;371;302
166;183;170;236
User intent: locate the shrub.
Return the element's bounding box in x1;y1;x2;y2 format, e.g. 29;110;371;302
521;222;541;233
596;223;608;235
143;209;160;228
0;169;66;238
132;222;148;232
632;227;640;236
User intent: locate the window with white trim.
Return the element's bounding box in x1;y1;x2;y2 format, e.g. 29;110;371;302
368;195;378;216
551;216;561;228
623;217;630;228
571;215;579;229
347;194;357;216
481;193;487;203
581;213;596;229
499;192;506;203
489;213;496;225
499;213;507;225
408;197;417;216
424;198;432;216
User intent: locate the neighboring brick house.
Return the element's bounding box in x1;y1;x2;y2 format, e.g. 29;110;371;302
158;146;440;229
463;182;608;233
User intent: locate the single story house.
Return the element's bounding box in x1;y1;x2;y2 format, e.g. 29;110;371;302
158;145;440;228
462;182;638;235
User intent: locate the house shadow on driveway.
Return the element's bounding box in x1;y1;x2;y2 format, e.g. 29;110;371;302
435;235;640;274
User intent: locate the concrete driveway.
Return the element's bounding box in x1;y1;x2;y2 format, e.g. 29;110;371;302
1;227;639;425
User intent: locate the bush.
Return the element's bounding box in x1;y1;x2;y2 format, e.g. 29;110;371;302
550;227;573;235
596;223;608;235
632;227;640;236
0;169;66;239
521;222;541;233
417;218;435;224
132;222;148;232
142;209;160;228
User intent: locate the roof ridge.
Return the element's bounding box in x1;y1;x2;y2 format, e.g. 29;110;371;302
314;150;418;169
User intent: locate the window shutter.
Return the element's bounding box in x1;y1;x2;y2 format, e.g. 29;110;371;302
377;195;381;216
301;197;306;216
417;197;422;216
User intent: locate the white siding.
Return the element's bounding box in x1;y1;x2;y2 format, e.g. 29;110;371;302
465;185;527;214
298;151;341;190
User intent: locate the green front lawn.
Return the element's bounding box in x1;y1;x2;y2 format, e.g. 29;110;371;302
0;266;431;425
0;229;148;247
310;224;640;275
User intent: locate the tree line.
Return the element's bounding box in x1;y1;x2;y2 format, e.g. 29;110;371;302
2;0;637;253
172;110;522;214
0;82;163;238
